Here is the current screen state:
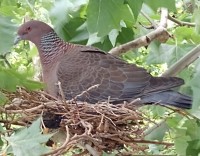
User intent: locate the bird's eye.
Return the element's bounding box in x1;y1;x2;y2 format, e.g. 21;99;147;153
26;27;31;32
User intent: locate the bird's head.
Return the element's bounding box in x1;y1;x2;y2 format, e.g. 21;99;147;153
14;20;53;45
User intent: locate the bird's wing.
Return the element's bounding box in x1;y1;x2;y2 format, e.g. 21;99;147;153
144;76;184;94
57;47;151;103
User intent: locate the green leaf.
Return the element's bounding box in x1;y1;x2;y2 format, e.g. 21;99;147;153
147;42;196;66
0;123;5;133
59;18;88;43
166;115;182;129
50;0;88;44
190;70;200;110
87;0;134;37
6;118;52;156
0;16;17;54
0;138;3;146
127;0;143;20
184;119;200;140
194;8;200;34
117;27;135;44
0;67;43;92
174;119;200;155
174;27;200;44
0;91;8;105
87;33;102;46
93;36;113;52
108;29;119;47
145;121;169;141
175;134;190;155
144;0;176;12
186;140;200;155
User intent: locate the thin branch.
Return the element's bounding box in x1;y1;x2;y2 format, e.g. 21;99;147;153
141;10;158;28
162;44;200;77
84;144;100;156
37;91;58;100
2;101;58;113
109;27;169;55
43;125;70;156
0;53;12;68
0;119;26;126
109;8;169;55
133;139;174;146
159;8;168;28
168;15;195;27
74;84;100;100
57;81;66;105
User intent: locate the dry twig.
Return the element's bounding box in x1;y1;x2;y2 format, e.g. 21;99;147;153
0;88;178;155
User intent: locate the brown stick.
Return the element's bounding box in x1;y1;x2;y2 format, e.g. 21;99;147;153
168;15;195;27
162;45;200;77
109;8;169;55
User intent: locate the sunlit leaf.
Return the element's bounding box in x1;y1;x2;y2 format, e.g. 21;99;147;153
175;134;190;155
174;27;200;44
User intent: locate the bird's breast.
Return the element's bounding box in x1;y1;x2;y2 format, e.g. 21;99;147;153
42;62;60;97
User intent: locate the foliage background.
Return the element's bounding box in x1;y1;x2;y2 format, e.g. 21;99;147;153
0;0;200;155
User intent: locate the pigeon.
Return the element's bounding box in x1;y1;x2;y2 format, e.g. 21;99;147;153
14;20;192;109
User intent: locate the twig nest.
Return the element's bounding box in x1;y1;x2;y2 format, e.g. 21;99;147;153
1;88;157;155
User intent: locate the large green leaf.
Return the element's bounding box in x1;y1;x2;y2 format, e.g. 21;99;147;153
6;118;52;156
174;27;200;44
127;0;143;20
147;42;196;66
144;0;176;12
174;119;200;155
0;67;43;92
87;0;134;37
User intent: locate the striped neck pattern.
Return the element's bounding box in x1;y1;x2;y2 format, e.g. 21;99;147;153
39;31;70;65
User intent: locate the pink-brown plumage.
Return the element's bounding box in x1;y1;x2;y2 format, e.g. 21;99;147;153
15;20;192;109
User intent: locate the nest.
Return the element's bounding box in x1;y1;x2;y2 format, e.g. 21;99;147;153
0;88;174;155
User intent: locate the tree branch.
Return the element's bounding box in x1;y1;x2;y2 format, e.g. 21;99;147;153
162;45;200;77
159;8;168;28
109;27;169;55
168;15;195;27
109;8;169;55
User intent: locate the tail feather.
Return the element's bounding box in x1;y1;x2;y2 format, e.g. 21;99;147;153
141;90;192;109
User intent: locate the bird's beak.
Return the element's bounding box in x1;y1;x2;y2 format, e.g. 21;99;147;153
14;35;22;45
